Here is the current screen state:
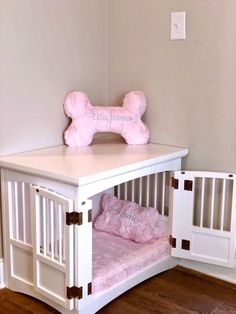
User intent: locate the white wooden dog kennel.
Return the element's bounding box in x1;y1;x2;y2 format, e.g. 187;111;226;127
0;141;236;314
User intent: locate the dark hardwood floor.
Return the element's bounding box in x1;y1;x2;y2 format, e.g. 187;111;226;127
0;266;236;313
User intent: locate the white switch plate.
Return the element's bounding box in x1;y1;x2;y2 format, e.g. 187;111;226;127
171;11;186;40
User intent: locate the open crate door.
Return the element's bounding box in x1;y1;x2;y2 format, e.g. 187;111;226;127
170;171;236;268
31;186;74;310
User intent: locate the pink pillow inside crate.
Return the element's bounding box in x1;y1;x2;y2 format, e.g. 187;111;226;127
94;194;165;244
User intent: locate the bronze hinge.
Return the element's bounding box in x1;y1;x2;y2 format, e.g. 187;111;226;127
67;286;83;300
88;282;92;295
169;235;176;248
182;239;190;250
184;180;193;191
66;212;83;225
88;209;92;223
171;177;179;189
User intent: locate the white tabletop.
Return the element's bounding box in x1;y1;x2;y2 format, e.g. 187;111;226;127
0;140;188;186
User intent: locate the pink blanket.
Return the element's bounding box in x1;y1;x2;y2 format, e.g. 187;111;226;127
92;228;170;296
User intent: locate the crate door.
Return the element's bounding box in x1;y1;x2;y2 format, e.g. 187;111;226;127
170;171;236;268
31;186;74;310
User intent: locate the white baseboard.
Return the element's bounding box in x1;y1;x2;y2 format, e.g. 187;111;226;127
0;259;5;288
178;258;236;285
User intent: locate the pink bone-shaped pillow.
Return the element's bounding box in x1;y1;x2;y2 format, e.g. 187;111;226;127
64;90;150;147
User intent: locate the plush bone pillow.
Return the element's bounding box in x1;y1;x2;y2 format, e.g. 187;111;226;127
94;194;165;243
64;90;149;147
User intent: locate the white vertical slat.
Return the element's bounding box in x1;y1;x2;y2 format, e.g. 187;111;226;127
21;183;27;243
220;179;226;231
7;182;14;239
124;182;128;200
14;182;19;241
35;193;40;255
50;200;54;260
58;204;62;264
66;199;74;310
210;178;215;229
46;200;50;256
200;177;205;228
139;177;142;205
146;175;150;206
131;180;135;202
154;173;158;209
63;214;66;261
43;197;47;257
161;172;166;215
117;184;121;199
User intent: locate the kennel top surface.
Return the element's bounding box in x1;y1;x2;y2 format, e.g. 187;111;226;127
0;140;188;185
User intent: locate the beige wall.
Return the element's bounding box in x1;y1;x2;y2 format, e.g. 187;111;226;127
0;0;107;258
107;0;236;173
0;0;107;155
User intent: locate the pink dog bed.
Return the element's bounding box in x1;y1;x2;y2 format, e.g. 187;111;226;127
92;228;170;296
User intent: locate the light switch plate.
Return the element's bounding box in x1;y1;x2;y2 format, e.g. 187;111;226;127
171;11;186;40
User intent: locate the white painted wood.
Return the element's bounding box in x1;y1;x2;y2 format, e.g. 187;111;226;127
210;178;215;229
0;143;188;314
179;258;236;285
124;182;128;200
22;183;27;243
200;177;205;228
31;185;74;310
220;179;226;231
75;199;92;312
138;177;142;205
146;175;150;206
154;173;158;208
161;172;166;215
171;171;236;268
0;143;189;186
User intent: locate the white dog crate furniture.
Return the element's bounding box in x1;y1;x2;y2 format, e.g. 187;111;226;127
0;141;236;314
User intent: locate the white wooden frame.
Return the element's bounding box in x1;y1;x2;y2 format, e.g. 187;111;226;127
1;142;213;314
2;166;235;314
170;171;236;268
31;185;75;310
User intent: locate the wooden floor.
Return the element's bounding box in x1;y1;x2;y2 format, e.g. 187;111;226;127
1;266;236;313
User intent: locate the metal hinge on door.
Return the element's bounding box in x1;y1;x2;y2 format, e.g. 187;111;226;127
67;286;83;300
184;180;193;191
67;283;92;300
169;235;176;248
66;212;83;225
66;210;92;226
171;177;179;189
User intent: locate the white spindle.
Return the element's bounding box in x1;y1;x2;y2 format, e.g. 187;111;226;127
54;203;59;260
146;175;150;206
131;180;135;202
43;197;47;257
50;200;54;260
154;173;158;209
58;204;62;264
210;178;215;229
220;179;226;231
21;183;26;243
200;177;205;228
139;177;143;205
63;221;66;261
14;182;19;241
117;185;121;199
124;182;128;200
8;182;13;239
161;172;166;215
